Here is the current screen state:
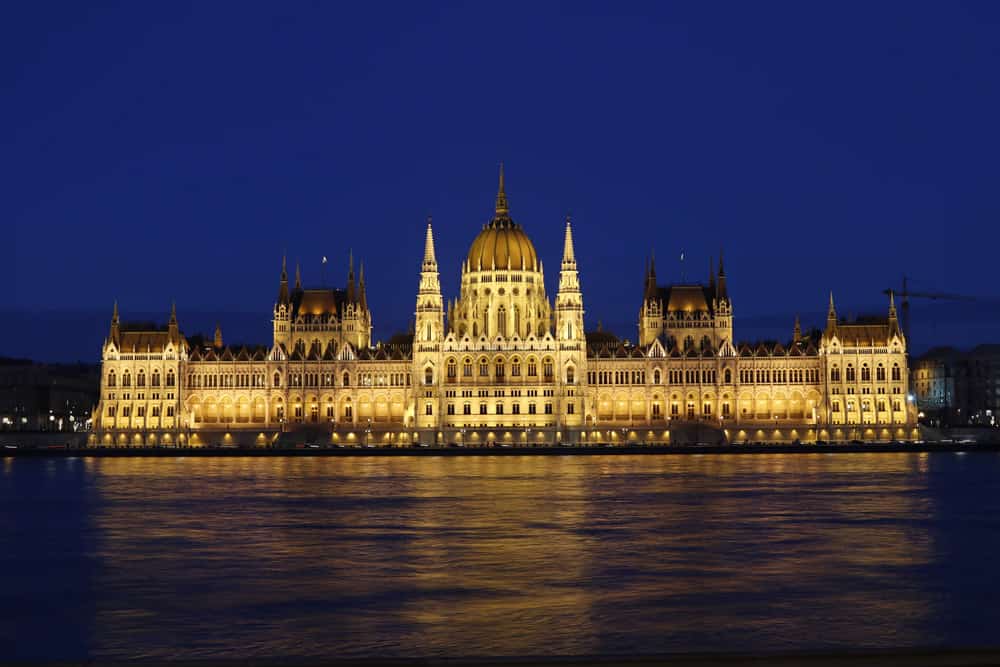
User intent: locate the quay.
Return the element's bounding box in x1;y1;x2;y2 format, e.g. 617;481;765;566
3;440;999;457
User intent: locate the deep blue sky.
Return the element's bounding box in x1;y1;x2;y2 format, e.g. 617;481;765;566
5;1;1000;362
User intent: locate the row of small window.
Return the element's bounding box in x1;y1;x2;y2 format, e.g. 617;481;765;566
831;399;903;412
831;387;902;395
187;373;266;388
830;364;902;382
106;393;173;401
106;370;175;388
433;403;557;416
651;403;733;418
445;359;555;379
107;406;175;417
739;369;821;384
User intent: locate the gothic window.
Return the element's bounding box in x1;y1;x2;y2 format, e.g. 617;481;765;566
463;404;471;415
511;358;521;376
463;358;473;377
344;404;353;420
684;336;694;352
151;371;161;387
273;372;281;387
566;367;575;384
861;365;871;382
846;365;856;382
447;404;455;415
876;364;886;381
343;371;350;387
514;306;521;336
123;372;131;387
831;366;841;382
891;364;901;381
495;359;505;378
479;358;489;376
137;371;146;387
447;358;457;378
527;359;537;376
496;403;504;415
724;368;732;384
424;368;434;385
543;359;554;379
107;371;116;387
497;306;507;337
653;369;661;384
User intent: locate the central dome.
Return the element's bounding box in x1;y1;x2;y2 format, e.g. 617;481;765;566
465;164;539;271
467;220;538;271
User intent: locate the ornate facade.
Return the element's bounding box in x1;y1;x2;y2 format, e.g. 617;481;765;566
92;168;918;446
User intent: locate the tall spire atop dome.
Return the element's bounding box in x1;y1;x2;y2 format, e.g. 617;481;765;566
494;162;509;217
294;261;301;290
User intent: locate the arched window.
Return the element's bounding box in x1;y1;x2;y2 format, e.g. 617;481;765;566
107;370;116;387
876;364;886;381
166;370;175;387
527;358;537;377
137;371;146;387
122;372;131;387
447;358;457;379
463;358;473;377
566;366;575;384
831;366;841;382
479;358;489;376
511;358;521;376
846;365;856;382
891;364;901;381
152;370;161;387
543;358;554;379
424;367;434;385
513;306;521;336
653;369;661;384
861;364;871;382
497;306;507;337
724;368;732;384
342;371;350;387
495;359;505;378
273;372;281;387
684;336;694;351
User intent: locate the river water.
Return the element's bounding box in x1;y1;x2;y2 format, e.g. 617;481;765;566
2;453;999;660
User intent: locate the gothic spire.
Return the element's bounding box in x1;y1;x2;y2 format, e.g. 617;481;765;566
278;255;289;304
110;300;120;343
423;217;437;267
494;162;509;218
561;215;576;265
295;261;301;290
347;250;356;303
359;262;367;311
169;301;177;325
793;314;802;343
827;291;838;329
214;323;223;349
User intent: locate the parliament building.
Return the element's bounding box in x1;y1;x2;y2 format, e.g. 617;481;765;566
92;168;918;446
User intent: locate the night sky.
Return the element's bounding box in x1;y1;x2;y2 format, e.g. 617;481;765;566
6;1;1000;362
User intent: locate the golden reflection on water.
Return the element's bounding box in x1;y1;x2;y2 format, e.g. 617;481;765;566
77;454;949;659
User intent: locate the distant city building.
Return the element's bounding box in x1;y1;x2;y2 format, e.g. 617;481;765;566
913;345;1000;427
92;168;918;446
0;359;98;431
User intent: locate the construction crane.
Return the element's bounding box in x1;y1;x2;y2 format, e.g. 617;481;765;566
883;275;986;346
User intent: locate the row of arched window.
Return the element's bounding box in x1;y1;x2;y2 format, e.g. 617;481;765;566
830;363;901;383
107;369;175;388
444;356;556;382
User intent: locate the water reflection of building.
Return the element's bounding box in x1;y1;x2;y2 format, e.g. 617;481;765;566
91;167;917;447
